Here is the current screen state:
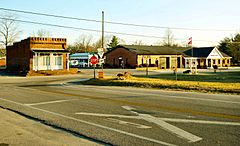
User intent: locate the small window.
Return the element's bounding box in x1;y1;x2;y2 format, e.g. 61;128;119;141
218;59;220;64
55;56;62;66
43;56;50;66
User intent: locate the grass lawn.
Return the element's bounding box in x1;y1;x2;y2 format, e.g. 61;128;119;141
81;71;240;94
135;71;240;83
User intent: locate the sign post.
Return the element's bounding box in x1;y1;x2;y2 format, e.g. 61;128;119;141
90;55;98;79
97;48;104;71
143;55;150;76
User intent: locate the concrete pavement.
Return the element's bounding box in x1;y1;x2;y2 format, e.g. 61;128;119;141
0;108;102;146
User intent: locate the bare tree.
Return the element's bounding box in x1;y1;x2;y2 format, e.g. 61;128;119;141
72;34;94;53
92;38;102;50
68;35;115;54
93;35;112;50
162;28;174;46
0;13;20;50
31;29;52;37
133;40;144;45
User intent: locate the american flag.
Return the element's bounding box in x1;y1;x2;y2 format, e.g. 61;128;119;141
188;37;192;45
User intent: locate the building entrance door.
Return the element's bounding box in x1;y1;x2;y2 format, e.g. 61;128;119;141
208;59;211;67
166;57;170;69
177;57;181;68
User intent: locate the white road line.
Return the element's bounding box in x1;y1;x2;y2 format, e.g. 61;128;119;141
122;106;202;143
159;118;240;126
0;98;176;146
76;112;240;126
75;112;140;119
140;114;202;143
106;118;152;129
25;99;78;106
122;105;136;111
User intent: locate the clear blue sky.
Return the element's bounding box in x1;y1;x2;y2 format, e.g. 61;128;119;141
1;0;239;47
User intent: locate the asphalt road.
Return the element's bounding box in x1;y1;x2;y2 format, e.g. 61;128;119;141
0;70;240;146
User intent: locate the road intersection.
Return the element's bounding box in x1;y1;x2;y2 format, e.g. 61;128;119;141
0;74;240;145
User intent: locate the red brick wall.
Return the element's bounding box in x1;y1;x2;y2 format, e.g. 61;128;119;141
7;38;31;71
105;47;137;68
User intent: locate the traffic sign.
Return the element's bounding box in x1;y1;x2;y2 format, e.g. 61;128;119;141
99;58;105;64
90;55;98;65
97;48;104;58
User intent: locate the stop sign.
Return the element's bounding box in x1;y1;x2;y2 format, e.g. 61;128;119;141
90;55;98;65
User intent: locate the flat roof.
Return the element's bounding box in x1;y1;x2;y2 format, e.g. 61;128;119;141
31;49;69;53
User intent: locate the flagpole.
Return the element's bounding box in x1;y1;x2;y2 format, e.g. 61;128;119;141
188;37;193;74
191;39;193;74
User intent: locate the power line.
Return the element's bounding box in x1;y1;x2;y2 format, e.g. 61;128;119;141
0;17;164;39
0;17;220;43
0;7;101;23
3;17;225;43
0;7;237;32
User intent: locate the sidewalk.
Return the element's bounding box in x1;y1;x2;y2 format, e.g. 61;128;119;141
0;108;101;146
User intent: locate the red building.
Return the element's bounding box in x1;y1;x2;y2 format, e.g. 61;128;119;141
7;37;69;73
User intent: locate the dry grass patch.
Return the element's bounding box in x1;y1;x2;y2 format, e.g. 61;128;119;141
82;76;240;94
27;68;78;76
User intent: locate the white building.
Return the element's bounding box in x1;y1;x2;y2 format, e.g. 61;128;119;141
183;47;232;69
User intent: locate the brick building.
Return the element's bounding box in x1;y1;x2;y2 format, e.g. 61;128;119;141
105;45;183;69
7;37;69;73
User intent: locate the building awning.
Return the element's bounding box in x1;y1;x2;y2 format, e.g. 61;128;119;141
31;49;69;53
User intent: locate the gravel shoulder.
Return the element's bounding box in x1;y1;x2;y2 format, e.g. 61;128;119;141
0;108;101;146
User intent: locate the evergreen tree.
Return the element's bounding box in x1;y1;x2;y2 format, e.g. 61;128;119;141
218;33;240;64
107;36;119;51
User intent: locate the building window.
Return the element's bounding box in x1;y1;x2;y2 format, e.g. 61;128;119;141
55;56;62;66
218;59;220;64
43;56;50;66
223;59;225;64
213;59;215;64
227;59;229;63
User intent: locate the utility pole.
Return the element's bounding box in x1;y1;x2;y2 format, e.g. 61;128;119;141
102;11;104;49
101;11;104;71
167;27;170;47
191;45;193;74
100;11;104;73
